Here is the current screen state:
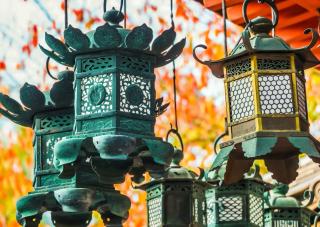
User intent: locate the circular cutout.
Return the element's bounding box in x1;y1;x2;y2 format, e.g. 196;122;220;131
88;84;107;106
125;84;144;106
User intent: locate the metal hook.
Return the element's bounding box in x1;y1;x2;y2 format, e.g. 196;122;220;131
242;0;279;28
46;57;58;80
104;0;124;14
166;127;184;152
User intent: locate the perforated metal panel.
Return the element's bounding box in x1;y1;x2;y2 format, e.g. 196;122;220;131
39;114;73;130
217;196;243;222
272;220;299;227
226;58;252;77
81;57;114;73
257;58;291;70
258;75;294;115
120;73;151;116
119;56;150;73
206;196;216;225
229;77;255;122
249;194;264;226
80;74;113;115
296;77;307;120
148;197;162;227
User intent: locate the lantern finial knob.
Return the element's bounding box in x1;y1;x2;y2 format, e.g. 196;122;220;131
103;7;124;26
249;16;273;34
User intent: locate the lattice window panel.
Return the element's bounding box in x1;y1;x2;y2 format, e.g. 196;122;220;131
249;194;263;226
206;196;216;224
119;56;150;73
226;58;251;77
297;78;307;119
258;74;294;115
257;58;291;70
273;220;299;227
228;77;255;122
80;74;113;116
81;57;114;73
40;114;73;130
148;197;162;227
120;73;151;116
42;137;63;170
217;196;243;222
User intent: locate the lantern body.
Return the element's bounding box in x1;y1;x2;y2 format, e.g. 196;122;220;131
224;54;308;139
206;180;266;227
74;50;156;136
264;208;313;227
146;179;207;227
33;107;74;190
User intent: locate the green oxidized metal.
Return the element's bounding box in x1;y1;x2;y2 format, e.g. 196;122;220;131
206;165;270;227
139;149;209;227
194;0;320;185
32;6;185;226
264;184;315;227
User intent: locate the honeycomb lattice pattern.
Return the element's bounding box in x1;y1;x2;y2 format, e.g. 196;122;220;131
206;196;216;224
120;73;151;116
119;56;150;73
226;58;251;77
257;58;291;70
297;77;307;119
258;75;294;115
40;114;73;130
148;197;162;227
80;74;113;116
218;196;243;222
81;57;114;73
229;77;255;122
249;194;263;226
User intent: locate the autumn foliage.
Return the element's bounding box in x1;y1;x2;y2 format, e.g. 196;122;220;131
1;0;319;227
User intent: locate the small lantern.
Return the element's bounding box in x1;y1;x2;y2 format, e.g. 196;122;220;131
139;149;208;227
206;165;269;227
264;184;315;227
194;0;320;184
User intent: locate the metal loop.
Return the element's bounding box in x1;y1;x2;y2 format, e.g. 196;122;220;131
166;128;184;152
104;0;124;13
242;0;279;28
46;57;58;80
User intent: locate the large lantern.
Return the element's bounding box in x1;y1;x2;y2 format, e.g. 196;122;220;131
194;0;320;184
0;2;186;226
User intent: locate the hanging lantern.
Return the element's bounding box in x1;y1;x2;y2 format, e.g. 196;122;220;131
0;70;75;225
264;184;315;227
194;0;320;184
37;1;185;225
138;145;209;227
206;165;270;227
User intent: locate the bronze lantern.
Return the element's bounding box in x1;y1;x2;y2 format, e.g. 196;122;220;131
194;0;320;184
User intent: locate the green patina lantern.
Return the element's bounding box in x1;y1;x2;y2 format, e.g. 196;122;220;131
264;184;315;227
206;165;270;227
194;0;320;184
37;3;185;226
0;70;75;225
139;147;209;227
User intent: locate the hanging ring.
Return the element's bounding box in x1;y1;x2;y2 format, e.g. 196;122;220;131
166;128;184;152
104;0;124;13
46;57;58;80
242;0;279;28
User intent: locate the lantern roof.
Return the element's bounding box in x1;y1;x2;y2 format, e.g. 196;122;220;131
265;184;301;208
0;70;74;127
40;7;185;69
193;12;319;78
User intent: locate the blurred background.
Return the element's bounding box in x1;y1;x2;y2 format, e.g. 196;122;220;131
0;0;319;226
